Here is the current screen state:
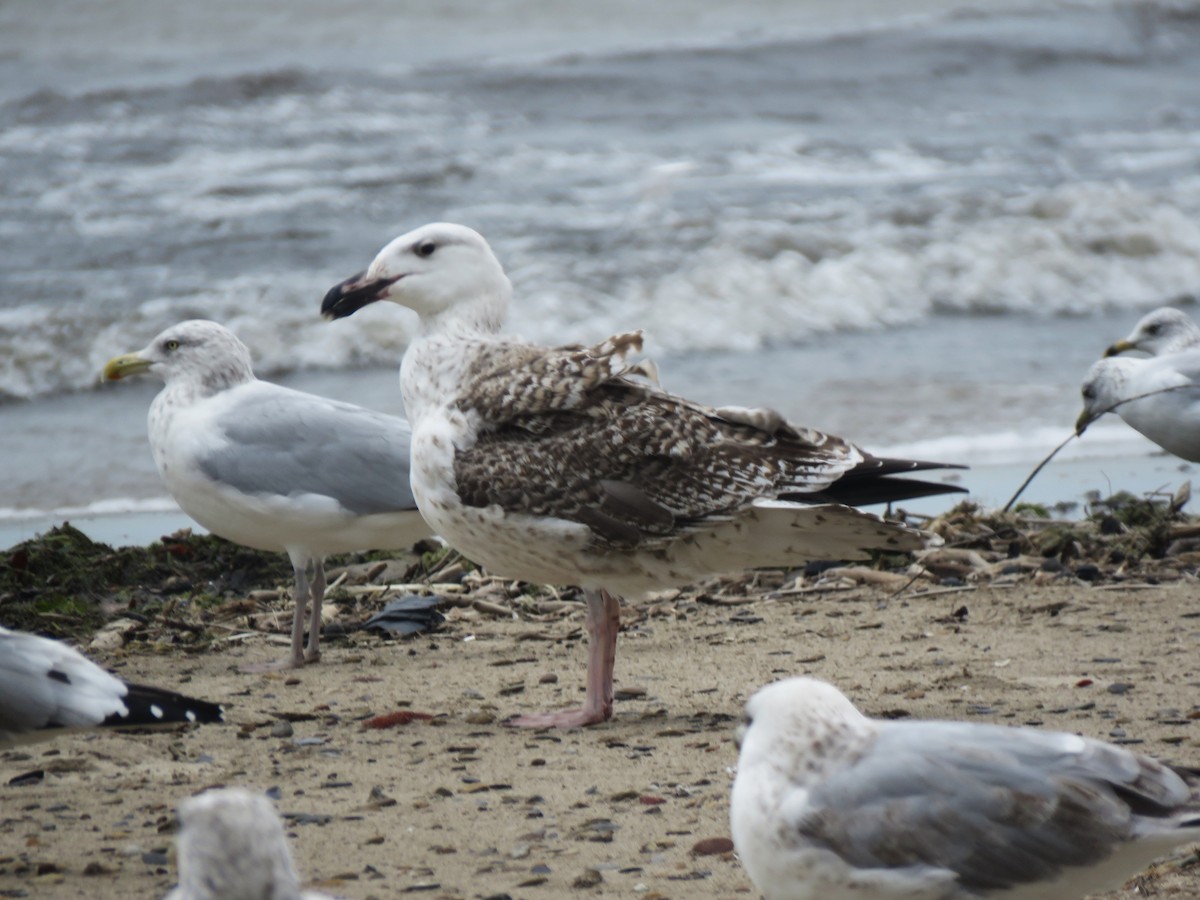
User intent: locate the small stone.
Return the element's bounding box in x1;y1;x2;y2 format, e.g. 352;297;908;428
1074;564;1102;582
538;673;558;684
1107;682;1134;695
573;869;603;888
691;837;734;856
270;721;294;738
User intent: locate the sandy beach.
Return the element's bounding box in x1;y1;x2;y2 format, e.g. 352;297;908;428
2;505;1199;899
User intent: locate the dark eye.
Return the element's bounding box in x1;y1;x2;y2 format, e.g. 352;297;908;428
164;339;180;351
1082;385;1096;400
415;241;437;258
1146;323;1161;336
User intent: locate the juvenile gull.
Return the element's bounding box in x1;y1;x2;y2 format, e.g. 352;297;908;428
167;788;332;900
1105;307;1200;358
0;625;223;747
731;676;1200;900
322;223;963;728
1076;350;1200;461
103;320;430;669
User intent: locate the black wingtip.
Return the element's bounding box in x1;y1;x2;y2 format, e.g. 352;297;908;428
106;683;225;729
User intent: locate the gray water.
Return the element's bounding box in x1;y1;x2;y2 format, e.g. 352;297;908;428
2;0;1200;538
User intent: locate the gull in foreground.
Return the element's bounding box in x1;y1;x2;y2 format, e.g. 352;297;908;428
1076;350;1200;462
103;320;430;669
0;625;223;747
731;677;1200;900
167;788;332;900
1105;307;1200;358
322;223;963;728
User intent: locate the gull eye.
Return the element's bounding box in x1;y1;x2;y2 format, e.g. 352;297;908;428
164;339;180;352
1146;323;1161;336
415;241;437;258
1082;385;1096;400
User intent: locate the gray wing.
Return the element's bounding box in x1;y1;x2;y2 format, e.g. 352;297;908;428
799;720;1194;892
197;383;416;516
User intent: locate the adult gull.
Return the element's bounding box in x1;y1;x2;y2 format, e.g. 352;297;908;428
1105;307;1200;358
103;320;430;669
167;788;332;900
0;625;223;747
322;223;963;728
1076;350;1200;462
731;676;1200;900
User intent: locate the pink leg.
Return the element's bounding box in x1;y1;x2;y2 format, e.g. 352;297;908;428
506;589;621;728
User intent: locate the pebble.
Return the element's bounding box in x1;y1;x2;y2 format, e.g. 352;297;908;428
270;721;294;738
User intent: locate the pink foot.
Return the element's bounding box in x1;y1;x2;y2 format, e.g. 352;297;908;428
504;706;611;729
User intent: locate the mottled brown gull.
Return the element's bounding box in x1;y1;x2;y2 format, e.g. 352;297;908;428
1105;307;1200;358
732;677;1200;900
103;320;430;669
167;788;332;900
0;625;223;747
322;223;963;727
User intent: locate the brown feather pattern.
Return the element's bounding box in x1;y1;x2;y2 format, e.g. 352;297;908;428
453;333;871;551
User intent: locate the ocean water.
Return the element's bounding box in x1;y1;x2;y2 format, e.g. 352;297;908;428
2;0;1199;542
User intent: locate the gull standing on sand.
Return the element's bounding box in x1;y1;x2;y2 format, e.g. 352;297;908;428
731;676;1200;900
103;320;430;669
167;788;332;900
1105;307;1200;358
322;223;962;728
0;625;223;747
1076;350;1200;462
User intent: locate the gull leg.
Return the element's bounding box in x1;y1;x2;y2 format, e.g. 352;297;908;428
240;554;310;672
506;588;620;728
304;559;325;664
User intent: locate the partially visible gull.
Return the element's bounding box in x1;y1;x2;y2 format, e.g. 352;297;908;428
731;676;1200;900
0;625;223;747
322;222;963;728
1076;351;1200;462
103;320;430;669
1105;307;1200;358
167;788;332;900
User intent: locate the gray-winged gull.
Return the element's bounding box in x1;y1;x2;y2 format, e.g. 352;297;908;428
1105;307;1200;358
0;625;223;747
167;788;332;900
103;320;430;669
1076;350;1200;462
321;222;963;728
731;676;1200;900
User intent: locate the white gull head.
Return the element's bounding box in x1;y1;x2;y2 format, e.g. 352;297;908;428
101;319;255;396
322;222;512;333
1076;356;1135;434
1106;307;1200;358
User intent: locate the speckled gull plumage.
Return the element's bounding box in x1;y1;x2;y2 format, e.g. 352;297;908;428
0;625;223;747
322;222;964;727
167;788;333;900
732;677;1200;900
102;320;431;669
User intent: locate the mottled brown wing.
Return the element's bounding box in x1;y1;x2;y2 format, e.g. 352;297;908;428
453;374;862;550
460;331;649;423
